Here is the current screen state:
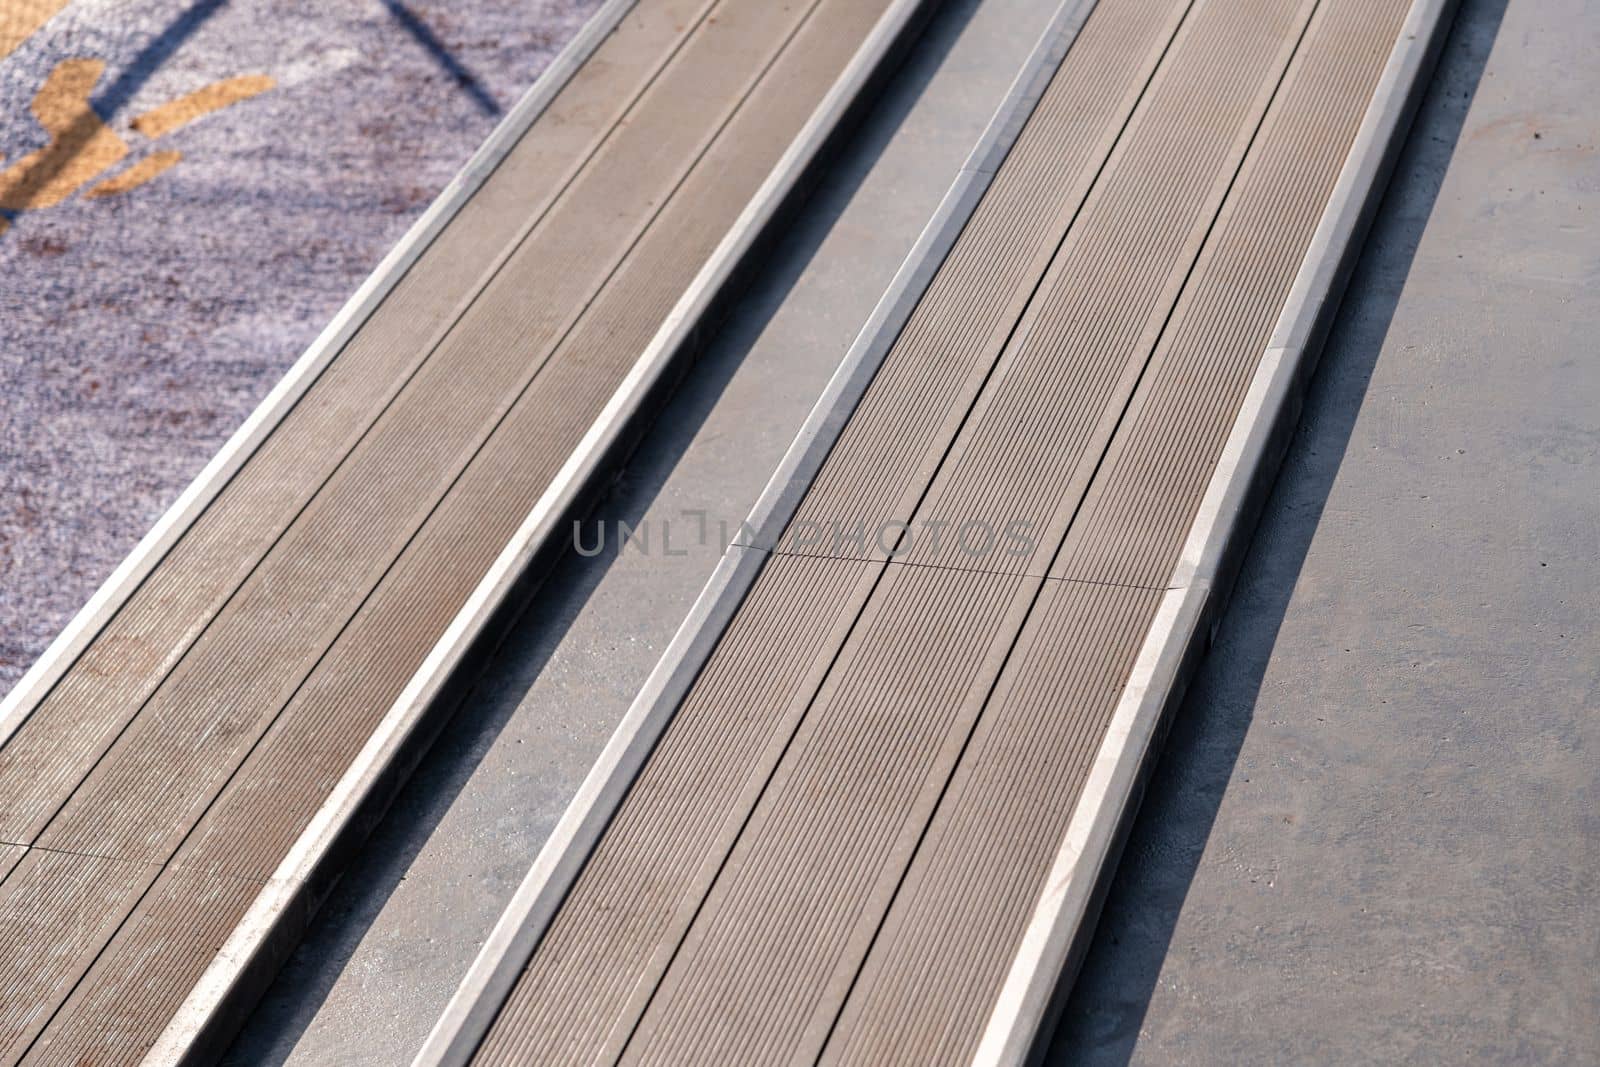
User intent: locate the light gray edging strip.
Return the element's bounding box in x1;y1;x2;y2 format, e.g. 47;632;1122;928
0;0;642;748
411;1;1103;1063
141;0;950;1062
971;1;1461;1063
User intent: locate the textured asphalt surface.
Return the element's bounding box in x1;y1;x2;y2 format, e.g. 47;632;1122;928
0;0;598;694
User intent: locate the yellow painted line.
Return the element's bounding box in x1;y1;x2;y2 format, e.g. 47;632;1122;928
88;148;181;198
0;58;129;212
1;57;278;219
1;0;73;63
132;74;276;138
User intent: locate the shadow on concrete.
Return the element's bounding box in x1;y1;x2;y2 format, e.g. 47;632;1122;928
1046;1;1510;1063
90;0;231;118
380;0;501;117
223;0;989;1059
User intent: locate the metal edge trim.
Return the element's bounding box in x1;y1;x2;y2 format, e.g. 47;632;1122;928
410;0;1104;1062
0;0;644;747
971;1;1461;1062
140;0;948;1061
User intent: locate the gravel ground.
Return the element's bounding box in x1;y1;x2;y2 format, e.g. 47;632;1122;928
0;0;600;694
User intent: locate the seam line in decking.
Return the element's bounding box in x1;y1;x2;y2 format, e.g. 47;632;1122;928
436;0;1456;1063
0;0;937;1062
807;4;1329;1053
411;0;1140;1058
753;549;1177;592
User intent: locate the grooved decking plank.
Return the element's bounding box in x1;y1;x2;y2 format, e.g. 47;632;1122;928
891;0;1317;576
838;5;1414;1059
474;0;1199;1059
820;580;1158;1065
37;0;839;869
0;0;907;1057
778;0;1316;575
465;0;1433;1061
775;0;1190;560
0;0;720;845
613;2;1321;1060
23;867;261;1066
621;562;1031;1065
0;850;155;1063
1051;0;1412;588
167;0;901;887
476;553;881;1065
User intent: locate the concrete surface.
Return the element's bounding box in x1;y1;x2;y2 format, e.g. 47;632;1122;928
1054;0;1599;1061
0;0;599;693
222;0;1062;1062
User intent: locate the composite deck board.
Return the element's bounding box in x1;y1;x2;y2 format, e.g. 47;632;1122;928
474;0;1196;1058
1049;0;1410;588
26;867;260;1067
476;552;883;1064
828;8;1412;1059
772;0;1191;559
0;850;155;1063
623;560;1034;1064
0;0;903;1060
164;0;899;886
884;0;1313;577
33;0;839;864
821;579;1159;1065
471;0;1418;1062
617;0;1320;1060
0;0;720;845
